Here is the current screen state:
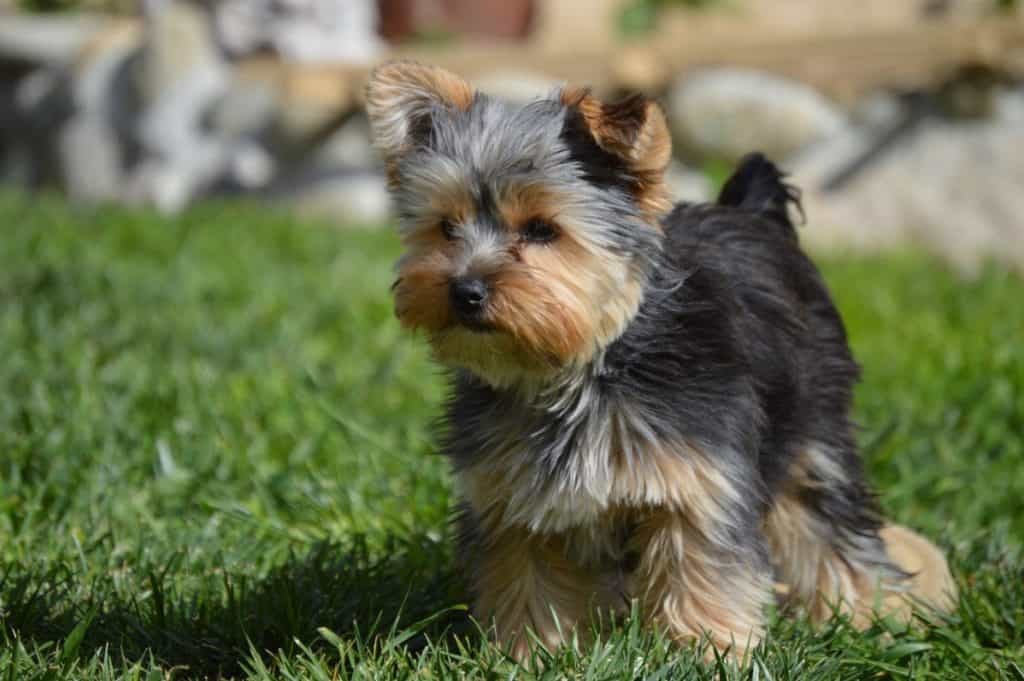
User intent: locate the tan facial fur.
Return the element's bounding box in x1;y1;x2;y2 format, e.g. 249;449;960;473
391;179;646;385
368;62;669;388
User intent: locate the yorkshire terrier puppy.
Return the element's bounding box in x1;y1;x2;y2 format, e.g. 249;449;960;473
366;61;956;660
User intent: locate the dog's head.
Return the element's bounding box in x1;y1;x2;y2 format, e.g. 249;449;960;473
366;61;671;387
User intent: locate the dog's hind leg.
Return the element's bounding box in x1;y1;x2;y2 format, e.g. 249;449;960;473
764;444;955;625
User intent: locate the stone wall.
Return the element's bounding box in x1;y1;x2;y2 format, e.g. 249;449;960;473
2;1;1024;272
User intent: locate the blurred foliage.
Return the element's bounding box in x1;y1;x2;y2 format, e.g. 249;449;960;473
17;0;75;11
401;27;461;47
618;0;1019;36
700;157;735;193
618;0;723;36
17;0;132;12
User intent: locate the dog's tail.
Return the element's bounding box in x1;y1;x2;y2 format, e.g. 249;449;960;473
717;152;803;233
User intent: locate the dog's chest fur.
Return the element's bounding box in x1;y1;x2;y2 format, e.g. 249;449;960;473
455;375;634;527
447;363;747;566
445;247;765;568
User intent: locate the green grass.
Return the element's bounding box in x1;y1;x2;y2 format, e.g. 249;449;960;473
1;191;1022;680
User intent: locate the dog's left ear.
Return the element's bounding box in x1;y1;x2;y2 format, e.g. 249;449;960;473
365;60;474;163
561;88;673;219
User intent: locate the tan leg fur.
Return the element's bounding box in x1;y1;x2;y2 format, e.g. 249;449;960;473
631;509;770;658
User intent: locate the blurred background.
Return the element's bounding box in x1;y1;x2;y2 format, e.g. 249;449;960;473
1;0;1023;270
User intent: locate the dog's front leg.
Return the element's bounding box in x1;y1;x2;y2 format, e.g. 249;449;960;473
465;523;603;661
630;508;770;659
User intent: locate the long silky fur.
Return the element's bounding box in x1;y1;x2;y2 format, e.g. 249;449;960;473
367;63;908;657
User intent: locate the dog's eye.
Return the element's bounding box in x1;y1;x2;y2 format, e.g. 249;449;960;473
440;218;458;240
521;218;559;244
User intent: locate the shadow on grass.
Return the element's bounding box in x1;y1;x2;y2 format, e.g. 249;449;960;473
1;534;469;677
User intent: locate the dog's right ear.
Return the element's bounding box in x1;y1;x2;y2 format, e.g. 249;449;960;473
365;61;474;164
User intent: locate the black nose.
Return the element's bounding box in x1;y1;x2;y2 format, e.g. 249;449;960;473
449;277;489;318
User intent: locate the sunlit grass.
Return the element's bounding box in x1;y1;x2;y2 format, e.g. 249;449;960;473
2;191;1021;679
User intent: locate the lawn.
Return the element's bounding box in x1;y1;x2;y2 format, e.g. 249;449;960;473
1;191;1022;680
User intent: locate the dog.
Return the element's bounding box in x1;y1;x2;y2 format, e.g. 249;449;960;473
365;61;956;660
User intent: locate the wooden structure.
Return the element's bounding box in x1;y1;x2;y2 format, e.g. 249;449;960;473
4;11;1023;143
390;17;1024;100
